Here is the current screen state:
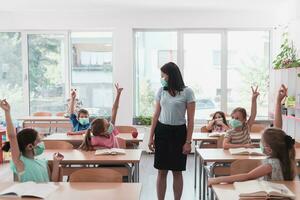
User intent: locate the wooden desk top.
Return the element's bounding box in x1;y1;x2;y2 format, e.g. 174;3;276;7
197;148;300;162
212;181;300;200
17;116;70;121
37;149;142;164
43;133;144;143
192;132;261;141
0;182;142;200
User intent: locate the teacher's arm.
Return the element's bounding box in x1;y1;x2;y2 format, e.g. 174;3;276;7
148;101;161;152
183;101;195;154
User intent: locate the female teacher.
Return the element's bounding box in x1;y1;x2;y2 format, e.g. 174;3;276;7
148;62;196;200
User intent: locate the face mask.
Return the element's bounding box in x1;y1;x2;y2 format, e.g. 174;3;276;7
229;119;242;128
107;123;114;134
259;142;265;154
34;142;45;156
78;117;89;125
160;78;168;87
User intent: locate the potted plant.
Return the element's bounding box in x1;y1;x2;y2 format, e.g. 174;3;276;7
273;32;300;69
133;115;152;126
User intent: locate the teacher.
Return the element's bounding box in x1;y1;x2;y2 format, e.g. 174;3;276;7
148;62;196;200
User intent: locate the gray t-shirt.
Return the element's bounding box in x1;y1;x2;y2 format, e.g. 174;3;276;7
156;87;195;125
262;158;284;181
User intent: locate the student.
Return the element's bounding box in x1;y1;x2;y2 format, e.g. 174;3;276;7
206;111;230;132
68;89;90;134
208;85;296;186
0;100;64;182
79;83;123;150
222;86;260;149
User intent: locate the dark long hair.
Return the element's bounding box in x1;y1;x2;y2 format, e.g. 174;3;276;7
212;111;228;126
2;128;38;154
160;62;185;96
262;128;296;180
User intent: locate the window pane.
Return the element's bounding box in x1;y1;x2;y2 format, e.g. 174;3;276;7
71;32;113;117
184;33;221;120
0;32;26;118
228;31;270;118
28;34;66;114
135;31;177;116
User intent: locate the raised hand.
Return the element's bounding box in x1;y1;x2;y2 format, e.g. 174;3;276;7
53;152;64;163
115;83;123;94
0;99;10;112
277;84;288;104
70;89;77;100
251;86;260;100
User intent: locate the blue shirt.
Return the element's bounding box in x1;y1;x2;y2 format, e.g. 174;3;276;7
156;87;195;125
70;114;90;131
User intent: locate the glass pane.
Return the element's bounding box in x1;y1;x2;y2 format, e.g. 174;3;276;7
228;31;270;118
184;33;221;120
28;34;66;114
0;32;26;118
135;31;177;117
71;32;113;117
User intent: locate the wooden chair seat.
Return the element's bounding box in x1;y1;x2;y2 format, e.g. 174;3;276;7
69;168;123;182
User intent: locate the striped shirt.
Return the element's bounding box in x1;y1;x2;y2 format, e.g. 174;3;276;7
224;125;251;144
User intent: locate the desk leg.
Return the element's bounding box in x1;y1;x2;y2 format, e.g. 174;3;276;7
194;140;197;189
202;162;207;200
198;156;203;200
133;162;139;182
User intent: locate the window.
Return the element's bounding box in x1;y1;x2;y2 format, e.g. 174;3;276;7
71;32;113;117
0;32;26;118
135;31;177;117
28;34;66;114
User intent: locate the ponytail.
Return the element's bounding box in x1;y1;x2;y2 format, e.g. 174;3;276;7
2;141;10;152
79;129;93;151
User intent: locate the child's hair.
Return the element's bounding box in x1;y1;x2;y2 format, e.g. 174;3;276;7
212;111;228;126
231;107;247;120
2;128;38;154
79;118;106;151
78;109;89;117
262;128;296;180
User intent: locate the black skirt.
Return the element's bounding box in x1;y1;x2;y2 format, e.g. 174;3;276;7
154;121;187;171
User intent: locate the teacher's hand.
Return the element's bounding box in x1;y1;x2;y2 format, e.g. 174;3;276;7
182;143;191;154
148;137;155;152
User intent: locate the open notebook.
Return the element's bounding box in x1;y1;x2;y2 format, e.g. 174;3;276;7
229;148;264;156
234;180;295;199
95;148;126;155
208;132;226;137
0;182;58;199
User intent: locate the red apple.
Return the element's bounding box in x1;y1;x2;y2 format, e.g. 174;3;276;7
131;131;138;138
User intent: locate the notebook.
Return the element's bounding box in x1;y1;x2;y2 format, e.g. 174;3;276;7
0;181;58;199
229;148;264;156
95;148;126;155
234;180;295;199
208;132;226;137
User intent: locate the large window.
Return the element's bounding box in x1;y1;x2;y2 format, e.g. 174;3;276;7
28;34;66;114
0;32;26;118
134;30;270;121
71;32;113;117
135;31;177;116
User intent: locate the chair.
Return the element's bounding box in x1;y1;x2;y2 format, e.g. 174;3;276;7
199;126;217;148
69;168;123;182
33;112;52;116
115;126;137;133
250;124;267;133
44;141;74;149
230;159;261;175
56;112;65;117
200;126;209;133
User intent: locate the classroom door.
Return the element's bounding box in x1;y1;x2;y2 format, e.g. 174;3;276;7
181;32;225;121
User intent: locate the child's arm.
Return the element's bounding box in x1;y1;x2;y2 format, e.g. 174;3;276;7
208;163;272;186
206;120;215;131
67;130;86;135
274;84;287;129
79;129;93;151
111;83;123;125
69;90;76;114
0;100;24;172
51;152;64;182
223;138;255;149
247;86;260;128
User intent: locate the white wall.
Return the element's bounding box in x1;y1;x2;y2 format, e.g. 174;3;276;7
0;9;292;124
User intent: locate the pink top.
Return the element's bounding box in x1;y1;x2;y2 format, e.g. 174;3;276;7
90;128;119;148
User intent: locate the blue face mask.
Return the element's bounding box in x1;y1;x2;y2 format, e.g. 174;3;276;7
107;123;114;134
259;142;265;154
78;117;89;125
229;119;242;128
34;142;45;156
160;78;168;87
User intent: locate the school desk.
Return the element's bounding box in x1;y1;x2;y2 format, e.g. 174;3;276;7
212;181;300;200
0;129;5;164
0;182;142;200
196;148;300;200
37;149;142;182
192;132;262;189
